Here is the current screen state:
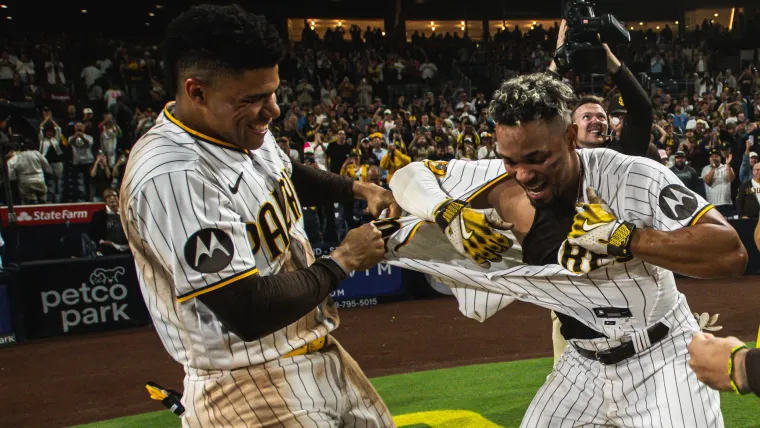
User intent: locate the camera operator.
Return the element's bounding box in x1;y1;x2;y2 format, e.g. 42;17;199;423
550;19;653;157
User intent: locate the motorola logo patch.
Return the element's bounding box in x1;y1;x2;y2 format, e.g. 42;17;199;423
658;184;698;221
184;228;234;273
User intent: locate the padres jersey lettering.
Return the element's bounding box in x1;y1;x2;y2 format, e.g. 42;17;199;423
121;104;332;370
122;103;392;427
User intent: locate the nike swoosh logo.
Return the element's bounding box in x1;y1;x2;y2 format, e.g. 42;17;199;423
460;213;473;240
582;220;606;232
229;172;243;194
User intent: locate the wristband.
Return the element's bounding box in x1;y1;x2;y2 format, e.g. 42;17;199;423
320;255;349;279
434;199;466;231
729;344;749;395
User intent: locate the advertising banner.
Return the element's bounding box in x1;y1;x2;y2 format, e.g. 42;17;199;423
0;202;104;227
313;245;405;307
16;255;151;340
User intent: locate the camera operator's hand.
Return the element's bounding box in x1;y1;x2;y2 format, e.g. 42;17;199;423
549;19;568;72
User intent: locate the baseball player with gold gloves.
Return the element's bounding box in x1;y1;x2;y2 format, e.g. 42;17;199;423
385;72;748;427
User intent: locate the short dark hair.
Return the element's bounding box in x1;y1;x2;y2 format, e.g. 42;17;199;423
162;4;286;97
571;95;606;120
489;73;575;127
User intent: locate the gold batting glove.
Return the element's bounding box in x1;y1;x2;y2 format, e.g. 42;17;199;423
434;199;513;268
567;187;636;258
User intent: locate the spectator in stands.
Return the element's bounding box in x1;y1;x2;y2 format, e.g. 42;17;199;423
44;52;66;90
89;188;129;255
379;141;410;184
82;108;98;140
99;113;121;167
702;148;736;217
8;138;52;204
38;114;64;203
340;148;369;181
352;165;384;226
277;136;299;161
65;122;95;202
357;78;372;106
111;150;129;189
478;132;498;159
736;163;760;219
90;151;112;202
740;143;758;184
81;60;104;102
0;51;15;91
670;150;704;196
326;129;351;174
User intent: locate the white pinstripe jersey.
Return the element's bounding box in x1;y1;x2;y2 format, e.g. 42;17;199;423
385;149;714;341
121;103;337;370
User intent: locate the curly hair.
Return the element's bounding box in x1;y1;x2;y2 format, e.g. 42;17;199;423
162;4;285;97
488;73;575;127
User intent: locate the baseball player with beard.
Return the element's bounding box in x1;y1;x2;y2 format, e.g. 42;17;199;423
384;73;747;427
120;5;396;427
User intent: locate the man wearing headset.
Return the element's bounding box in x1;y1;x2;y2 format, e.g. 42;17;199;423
547;19;657;365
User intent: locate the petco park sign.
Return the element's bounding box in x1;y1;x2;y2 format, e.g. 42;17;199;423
0;202;104;226
17;255;152;339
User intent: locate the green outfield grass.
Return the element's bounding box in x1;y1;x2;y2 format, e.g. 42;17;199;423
74;345;760;428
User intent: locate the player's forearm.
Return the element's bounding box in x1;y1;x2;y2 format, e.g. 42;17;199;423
291;160;354;205
197;259;346;342
630;218;747;278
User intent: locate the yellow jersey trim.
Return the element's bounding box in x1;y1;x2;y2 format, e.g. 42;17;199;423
163;101;248;154
176;267;259;303
465;172;510;203
393;221;430;252
689;204;714;226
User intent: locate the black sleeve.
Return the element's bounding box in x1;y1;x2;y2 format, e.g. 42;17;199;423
290;160;355;206
197;258;347;342
613;64;653;157
745;348;760;397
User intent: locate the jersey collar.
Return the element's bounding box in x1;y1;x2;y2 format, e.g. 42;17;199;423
163;101;249;154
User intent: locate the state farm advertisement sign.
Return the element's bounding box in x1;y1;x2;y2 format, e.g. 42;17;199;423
0;203;105;226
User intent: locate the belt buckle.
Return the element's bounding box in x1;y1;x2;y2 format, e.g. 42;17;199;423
594;350;602;362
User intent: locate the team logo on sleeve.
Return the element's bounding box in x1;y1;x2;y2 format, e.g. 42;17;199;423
658;184;698;220
184;228;234;273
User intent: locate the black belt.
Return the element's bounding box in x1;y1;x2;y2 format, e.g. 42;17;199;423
574;322;670;365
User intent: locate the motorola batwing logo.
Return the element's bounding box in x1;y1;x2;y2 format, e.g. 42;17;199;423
184;228;234;273
658;184;698;221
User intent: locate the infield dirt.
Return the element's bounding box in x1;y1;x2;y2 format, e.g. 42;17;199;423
0;277;757;428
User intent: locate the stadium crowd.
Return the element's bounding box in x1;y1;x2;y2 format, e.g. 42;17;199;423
1;15;760;247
